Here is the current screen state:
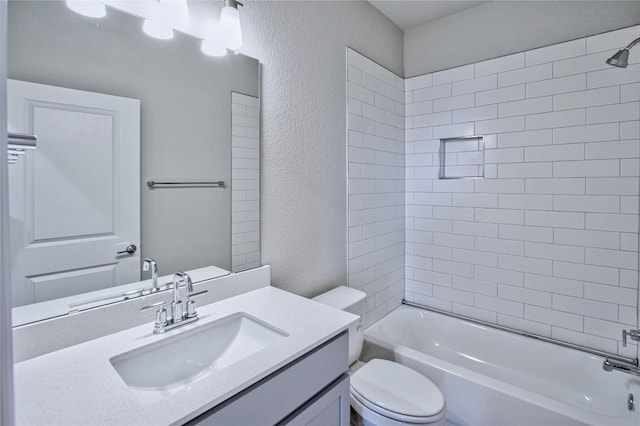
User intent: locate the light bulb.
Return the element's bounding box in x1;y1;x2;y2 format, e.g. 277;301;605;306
66;0;106;18
218;6;242;50
201;37;227;57
142;0;185;40
142;19;174;40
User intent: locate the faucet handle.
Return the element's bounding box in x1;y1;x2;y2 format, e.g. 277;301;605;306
186;290;208;318
139;300;165;312
140;301;168;328
188;290;208;298
622;329;640;347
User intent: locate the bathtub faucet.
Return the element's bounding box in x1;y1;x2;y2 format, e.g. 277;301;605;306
622;329;640;347
602;358;640;377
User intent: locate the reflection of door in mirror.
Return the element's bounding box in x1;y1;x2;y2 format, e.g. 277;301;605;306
8;79;140;307
7;0;260;324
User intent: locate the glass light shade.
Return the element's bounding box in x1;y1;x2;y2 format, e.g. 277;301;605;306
218;6;242;50
142;18;174;40
170;0;190;28
142;0;181;40
201;37;227;57
66;0;106;18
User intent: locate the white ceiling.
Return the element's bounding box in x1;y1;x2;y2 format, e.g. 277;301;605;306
368;1;489;31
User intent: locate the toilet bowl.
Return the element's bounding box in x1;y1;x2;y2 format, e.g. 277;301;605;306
312;287;446;426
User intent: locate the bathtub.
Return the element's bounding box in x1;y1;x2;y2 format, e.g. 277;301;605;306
361;305;640;426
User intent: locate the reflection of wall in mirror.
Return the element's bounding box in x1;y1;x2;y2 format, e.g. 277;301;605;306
7;0;260;306
231;93;260;272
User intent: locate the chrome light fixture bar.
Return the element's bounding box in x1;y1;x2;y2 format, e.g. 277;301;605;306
606;37;640;68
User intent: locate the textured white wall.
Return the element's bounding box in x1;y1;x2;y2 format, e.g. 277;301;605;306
405;1;640;77
239;1;403;296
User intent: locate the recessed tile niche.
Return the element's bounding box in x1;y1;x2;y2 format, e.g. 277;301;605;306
438;136;485;179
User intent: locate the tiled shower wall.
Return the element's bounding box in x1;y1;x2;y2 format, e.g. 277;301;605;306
231;92;260;273
404;25;640;357
347;49;405;327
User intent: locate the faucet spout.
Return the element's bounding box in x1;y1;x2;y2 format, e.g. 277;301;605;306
603;358;640;377
143;258;159;292
172;271;189;304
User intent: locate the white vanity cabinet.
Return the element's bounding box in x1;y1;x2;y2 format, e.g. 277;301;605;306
187;331;350;426
14;287;358;426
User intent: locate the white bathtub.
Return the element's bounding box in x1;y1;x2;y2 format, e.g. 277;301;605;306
361;305;640;426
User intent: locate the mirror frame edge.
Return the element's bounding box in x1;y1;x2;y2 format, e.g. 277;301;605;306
0;0;16;422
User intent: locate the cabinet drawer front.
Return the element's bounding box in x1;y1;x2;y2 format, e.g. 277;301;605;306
280;375;350;426
188;331;349;426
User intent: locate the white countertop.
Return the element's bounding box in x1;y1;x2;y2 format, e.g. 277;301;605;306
14;287;357;426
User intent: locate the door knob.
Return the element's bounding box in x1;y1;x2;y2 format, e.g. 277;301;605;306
117;244;137;255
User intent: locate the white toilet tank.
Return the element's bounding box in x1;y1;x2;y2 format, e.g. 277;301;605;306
312;286;366;365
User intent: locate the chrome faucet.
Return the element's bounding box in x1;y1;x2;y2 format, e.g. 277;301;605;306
171;271;192;324
143;258;160;292
623;329;640;347
603;358;640;377
139;271;208;334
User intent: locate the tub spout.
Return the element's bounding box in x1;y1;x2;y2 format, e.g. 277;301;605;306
603;358;640;376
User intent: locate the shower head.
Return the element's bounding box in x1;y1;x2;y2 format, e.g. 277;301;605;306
606;37;640;68
606;48;630;68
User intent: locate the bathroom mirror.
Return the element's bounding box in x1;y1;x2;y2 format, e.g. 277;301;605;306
7;0;260;326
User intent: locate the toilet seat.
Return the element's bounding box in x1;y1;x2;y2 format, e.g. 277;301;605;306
350;359;445;424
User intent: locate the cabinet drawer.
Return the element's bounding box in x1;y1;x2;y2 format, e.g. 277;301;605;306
280;375;350;426
187;331;348;425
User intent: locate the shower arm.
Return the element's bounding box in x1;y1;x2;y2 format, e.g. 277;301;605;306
624;37;640;50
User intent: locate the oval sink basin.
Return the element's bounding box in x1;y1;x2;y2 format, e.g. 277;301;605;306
110;312;288;391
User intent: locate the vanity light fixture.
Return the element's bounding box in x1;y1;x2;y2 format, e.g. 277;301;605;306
218;0;243;51
142;0;189;41
65;0;106;19
201;0;244;57
201;29;227;57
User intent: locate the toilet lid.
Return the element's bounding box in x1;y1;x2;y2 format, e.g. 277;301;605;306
350;359;445;419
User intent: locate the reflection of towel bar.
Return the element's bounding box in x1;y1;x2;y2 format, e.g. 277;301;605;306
8;132;37;147
146;180;225;188
8;133;37;164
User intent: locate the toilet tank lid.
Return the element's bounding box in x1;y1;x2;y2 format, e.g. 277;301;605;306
312;286;366;310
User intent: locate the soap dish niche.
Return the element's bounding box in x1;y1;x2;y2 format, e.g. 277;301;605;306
438;136;485;179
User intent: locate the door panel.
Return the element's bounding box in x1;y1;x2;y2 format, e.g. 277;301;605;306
32;106;114;241
8;79;140;307
30;264;118;303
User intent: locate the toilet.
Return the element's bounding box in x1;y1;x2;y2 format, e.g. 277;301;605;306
313;287;446;426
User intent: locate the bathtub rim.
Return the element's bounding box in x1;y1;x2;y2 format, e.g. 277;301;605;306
401;299;636;366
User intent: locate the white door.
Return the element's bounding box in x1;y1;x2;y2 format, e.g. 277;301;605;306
8;79;140;307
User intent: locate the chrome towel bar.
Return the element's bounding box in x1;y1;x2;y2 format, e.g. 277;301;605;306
146;180;225;188
7;133;37;164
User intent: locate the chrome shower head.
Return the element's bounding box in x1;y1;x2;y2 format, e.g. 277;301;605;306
606;48;630;68
606;37;640;68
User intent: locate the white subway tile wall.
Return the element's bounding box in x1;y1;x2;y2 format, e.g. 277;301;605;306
347;49;405;327
231;93;260;272
404;25;640;357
